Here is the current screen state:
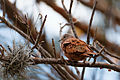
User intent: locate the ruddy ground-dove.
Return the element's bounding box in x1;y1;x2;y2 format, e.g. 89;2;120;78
60;34;96;61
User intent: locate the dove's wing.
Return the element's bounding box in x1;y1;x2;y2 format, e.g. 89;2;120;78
62;38;87;54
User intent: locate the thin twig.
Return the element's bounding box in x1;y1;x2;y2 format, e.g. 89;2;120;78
25;15;35;43
51;65;69;80
61;0;68;13
59;23;70;38
81;59;86;80
69;0;73;14
0;44;5;56
75;67;80;77
52;38;57;58
90;46;116;64
2;0;5;17
31;58;120;72
82;1;97;80
32;15;47;50
63;65;80;80
93;28;97;46
92;47;104;65
96;41;120;60
61;0;78;38
0;16;32;42
87;0;97;44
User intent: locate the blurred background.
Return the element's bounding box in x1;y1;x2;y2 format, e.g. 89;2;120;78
0;0;120;80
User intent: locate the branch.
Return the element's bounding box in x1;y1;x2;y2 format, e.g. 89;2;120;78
90;46;116;64
32;58;120;72
96;41;120;60
61;0;78;38
32;15;47;49
0;16;32;42
87;0;97;44
82;1;97;80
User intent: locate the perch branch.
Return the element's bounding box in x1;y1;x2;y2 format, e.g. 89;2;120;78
32;58;120;72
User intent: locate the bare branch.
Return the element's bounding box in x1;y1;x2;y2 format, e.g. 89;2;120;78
69;0;73;14
61;0;78;38
32;15;47;50
32;58;120;72
1;0;5;17
82;1;97;80
0;16;32;42
52;38;57;58
90;46;116;64
87;0;97;44
96;41;120;60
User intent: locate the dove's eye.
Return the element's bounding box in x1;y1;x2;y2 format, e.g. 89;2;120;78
63;36;66;38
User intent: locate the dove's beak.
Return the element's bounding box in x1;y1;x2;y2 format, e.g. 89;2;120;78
58;38;63;42
58;39;62;42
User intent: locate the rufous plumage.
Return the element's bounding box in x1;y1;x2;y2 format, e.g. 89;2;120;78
60;34;96;61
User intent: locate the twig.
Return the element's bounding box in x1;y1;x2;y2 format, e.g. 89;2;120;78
93;28;97;46
81;1;97;80
32;58;120;72
96;41;120;60
63;65;80;80
87;0;97;44
90;46;116;64
0;16;32;42
51;65;69;80
34;13;42;26
69;0;73;14
59;23;70;38
81;59;86;80
32;15;47;50
52;38;57;58
61;0;78;38
25;14;35;43
75;67;80;77
0;44;5;56
92;47;104;65
2;0;5;17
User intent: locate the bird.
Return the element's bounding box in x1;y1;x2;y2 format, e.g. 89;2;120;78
60;34;97;61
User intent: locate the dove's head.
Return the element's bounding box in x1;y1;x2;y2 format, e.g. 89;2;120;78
59;34;73;43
